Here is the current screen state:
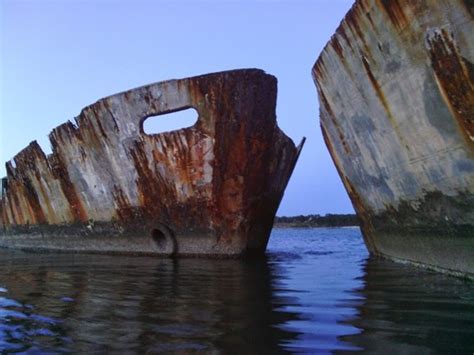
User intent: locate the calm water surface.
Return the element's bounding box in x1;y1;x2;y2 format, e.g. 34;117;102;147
0;228;473;353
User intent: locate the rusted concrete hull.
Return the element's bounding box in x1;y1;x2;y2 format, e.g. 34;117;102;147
313;0;473;277
0;69;303;257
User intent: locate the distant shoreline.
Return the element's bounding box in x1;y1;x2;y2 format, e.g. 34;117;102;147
273;214;359;228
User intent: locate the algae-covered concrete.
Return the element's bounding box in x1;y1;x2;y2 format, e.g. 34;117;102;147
313;0;473;277
0;69;304;257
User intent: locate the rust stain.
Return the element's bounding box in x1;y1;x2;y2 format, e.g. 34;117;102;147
426;28;474;145
112;185;135;221
0;69;302;257
129;138;171;222
49;151;88;223
9;186;25;225
331;37;345;60
312;59;327;83
360;55;410;149
36;177;56;221
361;56;389;114
319;89;352;155
344;2;373;58
376;0;409;31
6;143;49;225
313;0;474;276
358;0;378;31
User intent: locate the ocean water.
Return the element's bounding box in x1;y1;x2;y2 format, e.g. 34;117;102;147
0;228;473;353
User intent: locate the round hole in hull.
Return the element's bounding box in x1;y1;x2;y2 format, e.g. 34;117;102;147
151;228;167;248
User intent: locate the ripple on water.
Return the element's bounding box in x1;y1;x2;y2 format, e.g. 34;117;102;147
0;228;473;353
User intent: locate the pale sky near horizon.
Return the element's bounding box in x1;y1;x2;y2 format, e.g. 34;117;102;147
0;0;355;216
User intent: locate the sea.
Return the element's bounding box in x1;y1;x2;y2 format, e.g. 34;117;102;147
0;227;473;353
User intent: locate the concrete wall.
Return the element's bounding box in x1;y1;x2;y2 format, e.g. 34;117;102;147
313;0;473;276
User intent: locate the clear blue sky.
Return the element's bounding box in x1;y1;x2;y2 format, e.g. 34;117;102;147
0;0;354;216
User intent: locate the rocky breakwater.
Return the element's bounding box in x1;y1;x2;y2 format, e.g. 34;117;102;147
313;0;473;277
0;69;304;257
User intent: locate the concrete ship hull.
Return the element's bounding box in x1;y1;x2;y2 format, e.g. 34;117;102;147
0;69;303;257
313;0;473;277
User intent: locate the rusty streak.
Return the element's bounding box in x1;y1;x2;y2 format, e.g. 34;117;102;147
0;69;303;257
426;28;474;145
313;0;474;276
376;0;409;31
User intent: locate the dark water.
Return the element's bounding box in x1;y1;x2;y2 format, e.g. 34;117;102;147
0;228;473;353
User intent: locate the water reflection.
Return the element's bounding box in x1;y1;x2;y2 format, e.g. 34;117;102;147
338;256;474;353
2;229;473;353
0;251;301;353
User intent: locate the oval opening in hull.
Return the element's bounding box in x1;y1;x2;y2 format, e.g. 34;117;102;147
142;108;198;135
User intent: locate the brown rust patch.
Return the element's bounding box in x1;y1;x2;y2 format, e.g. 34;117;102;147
312;59;327;82
0;69;300;257
49;153;88;223
426;28;474;145
343;2;373;58
338;27;351;48
22;179;47;224
376;0;409;31
6;143;50;225
112;185;135;221
129;138;176;225
331;37;345;60
361;56;389;114
35;177;56;222
8;186;25;225
358;0;378;31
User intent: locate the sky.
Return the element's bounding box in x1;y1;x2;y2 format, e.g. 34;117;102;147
0;0;355;216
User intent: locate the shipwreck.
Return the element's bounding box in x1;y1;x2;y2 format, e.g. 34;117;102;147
313;0;473;277
0;69;304;257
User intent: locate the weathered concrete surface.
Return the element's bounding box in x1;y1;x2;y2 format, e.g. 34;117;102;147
313;0;473;277
0;69;304;257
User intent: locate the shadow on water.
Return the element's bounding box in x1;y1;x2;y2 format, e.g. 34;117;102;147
337;256;474;354
0;250;302;353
